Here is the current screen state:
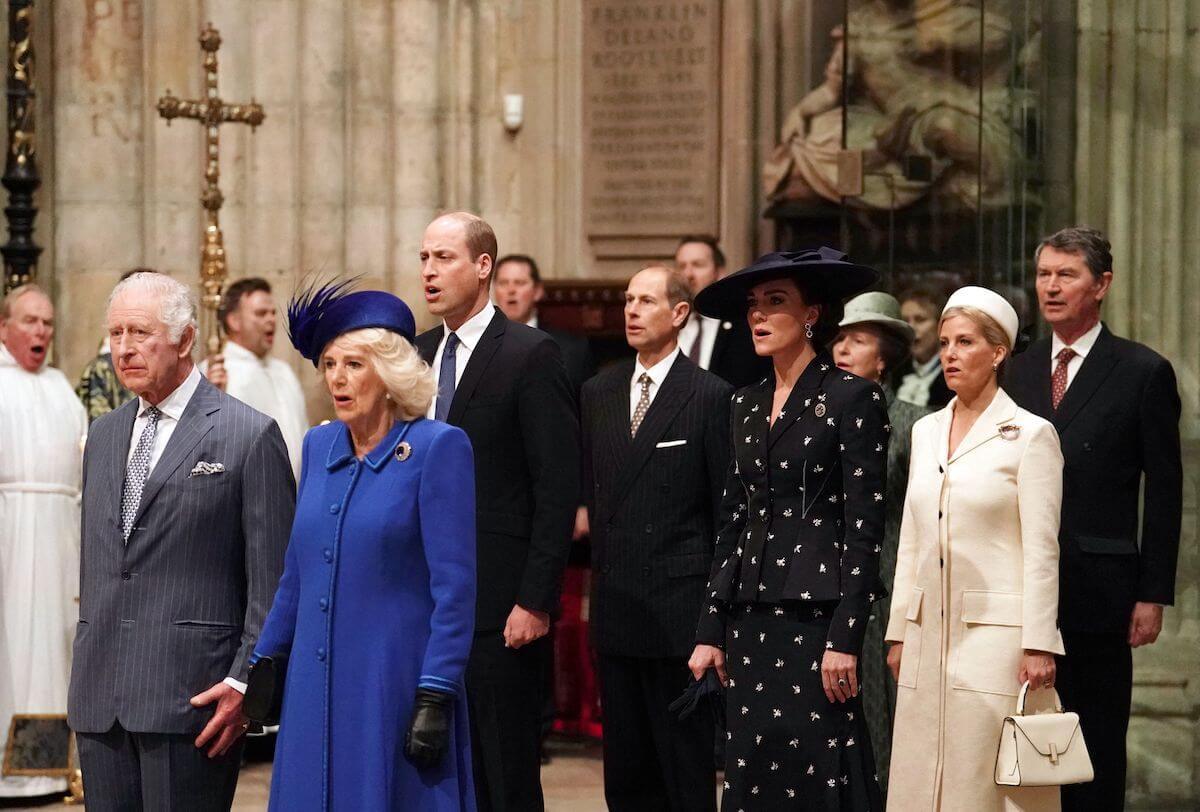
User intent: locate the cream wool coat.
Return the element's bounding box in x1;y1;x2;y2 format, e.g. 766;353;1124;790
885;388;1066;811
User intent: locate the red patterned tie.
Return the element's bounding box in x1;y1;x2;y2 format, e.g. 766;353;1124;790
1051;347;1076;410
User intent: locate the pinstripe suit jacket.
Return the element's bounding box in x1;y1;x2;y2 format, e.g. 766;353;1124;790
582;354;733;658
68;375;295;735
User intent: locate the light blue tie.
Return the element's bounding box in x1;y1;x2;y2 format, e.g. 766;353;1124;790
435;332;460;422
121;406;161;540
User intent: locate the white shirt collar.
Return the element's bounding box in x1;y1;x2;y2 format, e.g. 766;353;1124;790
140;364;202;421
917;355;941;376
525;312;539;329
222;339;266;365
444;304;497;353
634;346;680;386
1051;320;1102;360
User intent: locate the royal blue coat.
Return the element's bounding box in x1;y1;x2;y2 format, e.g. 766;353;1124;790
255;418;477;811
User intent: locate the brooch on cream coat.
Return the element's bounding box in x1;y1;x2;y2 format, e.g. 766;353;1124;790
999;424;1021;441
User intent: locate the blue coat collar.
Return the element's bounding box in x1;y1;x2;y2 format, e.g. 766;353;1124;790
326;419;418;472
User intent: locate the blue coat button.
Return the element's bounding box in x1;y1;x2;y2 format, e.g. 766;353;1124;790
323;548;333;563
316;647;326;661
329;503;340;514
319;598;329;611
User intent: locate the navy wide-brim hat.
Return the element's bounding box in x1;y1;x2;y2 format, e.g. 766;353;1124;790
287;279;417;366
694;247;879;322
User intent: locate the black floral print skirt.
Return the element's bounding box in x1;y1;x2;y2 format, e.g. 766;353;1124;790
722;602;883;811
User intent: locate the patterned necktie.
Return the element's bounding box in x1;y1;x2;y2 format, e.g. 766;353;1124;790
1051;347;1076;410
630;373;652;438
435;332;460;422
121;406;161;540
686;330;702;364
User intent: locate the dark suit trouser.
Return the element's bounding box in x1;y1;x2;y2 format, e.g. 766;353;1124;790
76;722;243;812
597;654;717;812
468;632;548;812
1057;631;1133;812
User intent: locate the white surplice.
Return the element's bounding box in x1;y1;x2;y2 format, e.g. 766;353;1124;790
0;345;86;797
203;341;309;481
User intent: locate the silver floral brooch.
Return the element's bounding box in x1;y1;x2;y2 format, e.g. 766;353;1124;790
999;424;1021;441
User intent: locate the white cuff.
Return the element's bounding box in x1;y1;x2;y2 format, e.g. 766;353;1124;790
224;677;247;694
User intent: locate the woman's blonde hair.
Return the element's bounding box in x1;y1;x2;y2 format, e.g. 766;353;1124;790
939;305;1011;376
326;327;436;420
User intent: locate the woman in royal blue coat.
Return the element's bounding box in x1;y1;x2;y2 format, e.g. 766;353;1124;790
253;283;477;811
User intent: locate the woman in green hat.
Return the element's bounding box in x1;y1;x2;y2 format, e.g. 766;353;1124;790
831;291;931;796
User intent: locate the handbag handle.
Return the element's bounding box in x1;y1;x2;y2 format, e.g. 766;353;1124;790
1015;680;1064;716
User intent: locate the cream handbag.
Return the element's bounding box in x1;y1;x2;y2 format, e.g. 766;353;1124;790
994;681;1094;787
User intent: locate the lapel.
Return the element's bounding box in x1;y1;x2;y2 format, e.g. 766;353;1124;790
767;354;833;449
1022;337;1054;418
1052;325;1118;435
131;378;220;528
105;398;139;530
709;318;734;367
947;388;1018;464
446;308;506;426
606;355;696;518
600;358;634;461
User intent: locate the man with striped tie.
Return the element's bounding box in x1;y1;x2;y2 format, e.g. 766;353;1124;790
69;272;295;810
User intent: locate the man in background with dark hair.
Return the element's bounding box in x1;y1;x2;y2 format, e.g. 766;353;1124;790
202;277;309;480
417;212;579;811
582;266;729;811
494;254;595;392
675;235;770;388
1007;226;1183;812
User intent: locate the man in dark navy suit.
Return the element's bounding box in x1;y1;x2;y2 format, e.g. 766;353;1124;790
416;213;580;811
582;266;731;811
675;235;771;388
1007;226;1182;812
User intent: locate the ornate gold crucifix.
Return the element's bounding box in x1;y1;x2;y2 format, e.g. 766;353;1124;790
157;22;264;354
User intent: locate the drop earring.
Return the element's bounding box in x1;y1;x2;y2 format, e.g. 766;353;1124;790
804;323;814;340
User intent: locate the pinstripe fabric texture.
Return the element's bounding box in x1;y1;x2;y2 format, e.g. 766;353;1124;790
582;355;733;658
69;375;296;736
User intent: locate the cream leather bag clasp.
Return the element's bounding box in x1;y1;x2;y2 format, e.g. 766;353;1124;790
994;681;1094;787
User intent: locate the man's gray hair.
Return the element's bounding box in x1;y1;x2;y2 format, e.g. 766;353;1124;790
107;272;198;343
1;283;49;320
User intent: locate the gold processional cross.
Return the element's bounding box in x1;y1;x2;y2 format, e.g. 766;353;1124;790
157;23;264;355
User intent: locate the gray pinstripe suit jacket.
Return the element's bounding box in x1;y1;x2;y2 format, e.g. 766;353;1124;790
68;375;296;735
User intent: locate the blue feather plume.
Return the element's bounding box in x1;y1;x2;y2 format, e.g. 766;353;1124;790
287;276;362;363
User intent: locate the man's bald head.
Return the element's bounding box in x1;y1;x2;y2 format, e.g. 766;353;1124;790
420;212;499;330
431;211;498;267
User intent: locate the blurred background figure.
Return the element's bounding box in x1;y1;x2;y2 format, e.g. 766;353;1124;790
897;284;952;408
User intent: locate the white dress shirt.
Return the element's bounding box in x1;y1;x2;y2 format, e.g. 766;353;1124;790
203;340;310;481
525;312;539;329
128;365;202;471
897;355;942;406
1050;320;1102;391
678;315;719;370
630;347;681;419
427;305;499;419
127;365;247;694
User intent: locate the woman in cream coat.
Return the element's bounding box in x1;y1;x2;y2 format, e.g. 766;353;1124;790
886;287;1065;811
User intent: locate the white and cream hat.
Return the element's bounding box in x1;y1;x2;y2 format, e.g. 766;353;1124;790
941;286;1019;349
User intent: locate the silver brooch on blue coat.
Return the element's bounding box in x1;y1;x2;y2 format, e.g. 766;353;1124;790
814;403;827;418
395;441;413;461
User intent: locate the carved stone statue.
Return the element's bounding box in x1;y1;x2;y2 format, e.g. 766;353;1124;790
764;0;1039;212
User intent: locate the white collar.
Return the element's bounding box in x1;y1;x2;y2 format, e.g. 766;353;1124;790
634;346;680;386
1051;321;1102;360
223;339;266;365
444;305;496;352
0;343;44;373
917;355;941;375
525;312;539;329
139;364;201;421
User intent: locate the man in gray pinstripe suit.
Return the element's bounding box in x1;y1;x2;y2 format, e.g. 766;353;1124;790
68;272;295;811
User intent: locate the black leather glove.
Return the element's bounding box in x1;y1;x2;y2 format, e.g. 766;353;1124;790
405;688;453;769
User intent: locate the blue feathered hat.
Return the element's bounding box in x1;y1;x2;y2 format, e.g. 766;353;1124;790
287;278;417;366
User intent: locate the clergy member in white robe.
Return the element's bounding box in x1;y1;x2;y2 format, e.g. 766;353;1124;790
202;278;308;479
0;284;86;798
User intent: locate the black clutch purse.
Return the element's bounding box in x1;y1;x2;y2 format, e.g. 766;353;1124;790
244;655;287;725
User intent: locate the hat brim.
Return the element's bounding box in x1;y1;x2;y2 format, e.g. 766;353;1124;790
695;262;878;322
838;312;915;343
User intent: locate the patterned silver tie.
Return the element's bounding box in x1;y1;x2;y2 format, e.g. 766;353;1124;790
121;406;161;540
630;373;652;438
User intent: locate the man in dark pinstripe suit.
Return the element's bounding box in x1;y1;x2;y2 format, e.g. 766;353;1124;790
68;273;295;811
582;266;732;812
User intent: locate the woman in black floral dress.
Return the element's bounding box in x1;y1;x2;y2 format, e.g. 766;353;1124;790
689;249;889;811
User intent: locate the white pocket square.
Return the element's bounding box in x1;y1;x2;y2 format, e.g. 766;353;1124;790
655;440;687;448
188;461;226;477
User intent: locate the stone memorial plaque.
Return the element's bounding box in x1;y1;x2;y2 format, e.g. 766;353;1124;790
3;715;73;777
583;0;721;253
